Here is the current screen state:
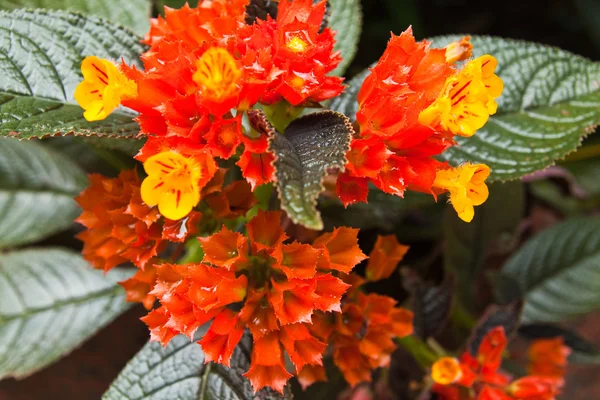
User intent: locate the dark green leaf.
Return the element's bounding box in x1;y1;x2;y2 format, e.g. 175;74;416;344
269;110;354;230
0;137;87;248
503;217;600;323
487;270;523;306
103;330;289;400
467;302;523;356
0;9;145;140
320;188;438;231
406;271;455;340
0;0;151;35
328;0;362;76
563;156;600;198
0;248;131;380
444;181;524;306
519;323;600;364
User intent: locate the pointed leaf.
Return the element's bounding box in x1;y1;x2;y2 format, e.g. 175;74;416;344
330;36;600;181
269;110;354;230
0;9;145;140
0;137;87;248
0;248;131;380
503;217;600;323
406;271;455;340
0;0;151;35
103;330;289;400
328;0;362;76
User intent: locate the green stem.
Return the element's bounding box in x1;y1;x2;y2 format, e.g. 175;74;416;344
397;335;439;369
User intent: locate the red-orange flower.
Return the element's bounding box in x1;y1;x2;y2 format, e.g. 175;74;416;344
432;327;563;400
142;210;363;393
119;260;159;310
365;234;409;281
528;337;570;380
76;170;201;271
313;227;368;273
337;28;499;224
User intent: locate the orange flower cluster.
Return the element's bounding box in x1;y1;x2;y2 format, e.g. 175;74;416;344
299;234;412;387
337;29;502;223
76;169;256;308
115;0;342;192
431;327;564;400
75;170;202;272
141;211;358;393
140;216;413;393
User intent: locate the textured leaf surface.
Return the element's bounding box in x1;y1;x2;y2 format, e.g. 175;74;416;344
328;0;362;76
331;36;600;181
103;330;288;400
519;323;600;364
0;0;151;35
0;248;131;380
0;137;87;248
270;111;353;230
0;9;144;140
444;181;524;305
408;272;455;340
503;217;600;323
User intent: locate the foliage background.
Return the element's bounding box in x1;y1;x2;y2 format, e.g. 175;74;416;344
1;0;599;398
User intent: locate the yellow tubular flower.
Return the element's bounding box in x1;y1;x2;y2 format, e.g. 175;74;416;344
74;56;137;121
419;55;503;137
433;163;491;223
192;47;242;102
431;357;463;385
140;151;202;221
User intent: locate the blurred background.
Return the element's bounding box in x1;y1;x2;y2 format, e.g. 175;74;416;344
351;0;599;76
1;0;599;399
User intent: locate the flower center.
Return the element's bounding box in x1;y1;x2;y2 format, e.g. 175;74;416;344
193;47;242;102
286;35;309;53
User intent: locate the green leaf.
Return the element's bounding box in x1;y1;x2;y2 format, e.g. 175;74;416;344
0;0;151;35
519;323;600;364
444;181;525;306
0;9;145;140
406;271;455;340
269;110;354;230
0;248;131;380
103;329;289;400
330;36;600;181
328;0;362;76
503;217;600;323
0;137;87;248
321;188;440;232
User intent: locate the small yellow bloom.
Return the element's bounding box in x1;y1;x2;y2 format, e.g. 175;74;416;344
193;47;241;102
286;35;309;53
433;163;491;223
140;151;202;221
445;36;473;63
419;55;503;137
431;357;462;385
74;56;137;122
